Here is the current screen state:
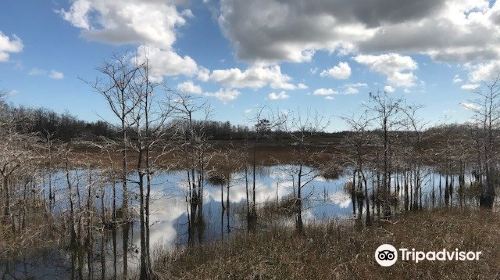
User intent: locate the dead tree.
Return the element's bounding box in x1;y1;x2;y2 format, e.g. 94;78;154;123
247;107;286;232
171;92;212;245
89;55;142;221
468;76;500;208
342;114;373;225
285;110;327;234
364;91;405;218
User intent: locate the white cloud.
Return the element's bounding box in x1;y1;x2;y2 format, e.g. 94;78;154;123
209;65;301;90
28;68;64;80
461;83;480;91
453;74;463;84
181;9;194;19
60;0;202;81
313;88;337;96
197;67;210;82
268;91;289;100
177;81;202;94
343;82;367;94
0;32;23;62
59;0;186;49
344;87;359;95
218;0;500;66
49;70;64;80
135;46;198;82
345;82;368;88
206;88;240;103
466;61;500;83
460;102;480;111
384;85;395;93
354;53;417;88
320;62;351;79
297;83;308;89
28;68;46;76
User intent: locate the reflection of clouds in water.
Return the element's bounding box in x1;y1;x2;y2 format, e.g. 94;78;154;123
314;176;327;182
302;208;315;222
55;166;358;262
147;196;186;249
205;181;289;204
328;192;351;208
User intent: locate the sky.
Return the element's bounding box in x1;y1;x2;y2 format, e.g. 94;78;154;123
0;0;499;131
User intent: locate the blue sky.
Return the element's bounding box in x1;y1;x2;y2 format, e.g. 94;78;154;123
0;0;498;131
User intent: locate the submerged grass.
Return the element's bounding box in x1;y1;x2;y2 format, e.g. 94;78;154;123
154;209;500;280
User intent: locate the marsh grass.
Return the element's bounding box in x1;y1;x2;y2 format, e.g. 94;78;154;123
154;209;500;280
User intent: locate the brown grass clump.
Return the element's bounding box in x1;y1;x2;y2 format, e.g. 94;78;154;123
154;209;500;280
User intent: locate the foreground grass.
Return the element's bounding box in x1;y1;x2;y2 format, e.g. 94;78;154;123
155;209;500;280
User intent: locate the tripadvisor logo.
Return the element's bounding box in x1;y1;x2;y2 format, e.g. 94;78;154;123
374;244;482;267
375;244;398;267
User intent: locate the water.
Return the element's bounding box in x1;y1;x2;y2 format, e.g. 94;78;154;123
0;164;492;279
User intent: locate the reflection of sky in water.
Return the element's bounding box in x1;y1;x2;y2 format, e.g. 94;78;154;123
44;165;482;254
141;165;353;250
4;165;489;279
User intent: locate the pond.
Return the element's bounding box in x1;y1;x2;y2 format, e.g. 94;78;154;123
0;164;489;279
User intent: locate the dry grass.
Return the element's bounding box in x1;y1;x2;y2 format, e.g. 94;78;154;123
0;214;60;261
154;209;500;280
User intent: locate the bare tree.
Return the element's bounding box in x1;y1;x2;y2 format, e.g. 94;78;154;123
364;91;405;218
171;91;212;245
284;110;328;233
247;107;286;232
89;54;142;221
468;76;500;208
342;113;373;225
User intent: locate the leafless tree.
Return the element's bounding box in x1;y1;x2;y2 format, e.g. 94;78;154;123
468;76;500;208
247;107;286;232
171;91;212;245
89;54;142;221
364;91;405;218
283;110;328;233
342;113;374;224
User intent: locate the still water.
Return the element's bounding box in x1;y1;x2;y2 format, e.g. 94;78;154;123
0;164;483;279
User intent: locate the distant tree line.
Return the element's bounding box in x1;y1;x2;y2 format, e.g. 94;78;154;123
0;100;254;142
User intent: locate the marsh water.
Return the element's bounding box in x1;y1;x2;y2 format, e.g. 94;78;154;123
0;164;490;279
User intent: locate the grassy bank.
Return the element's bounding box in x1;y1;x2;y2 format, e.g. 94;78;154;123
155;210;500;280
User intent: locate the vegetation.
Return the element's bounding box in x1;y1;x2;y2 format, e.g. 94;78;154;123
0;53;498;279
155;209;500;280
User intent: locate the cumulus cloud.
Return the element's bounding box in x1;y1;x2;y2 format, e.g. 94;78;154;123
268;91;289;100
320;62;351;79
197;67;210;82
466;61;500;83
313;88;337;96
343;82;367;94
209;65;301;90
218;0;500;85
59;0;186;48
384;85;395;93
28;68;46;76
60;0;200;81
177;81;202;94
453;74;463;84
0;32;23;62
218;0;450;63
29;68;64;80
354;53;418;88
218;0;499;65
205;88;240;103
49;70;64;80
136;46;198;81
460;102;480;111
461;83;480;91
